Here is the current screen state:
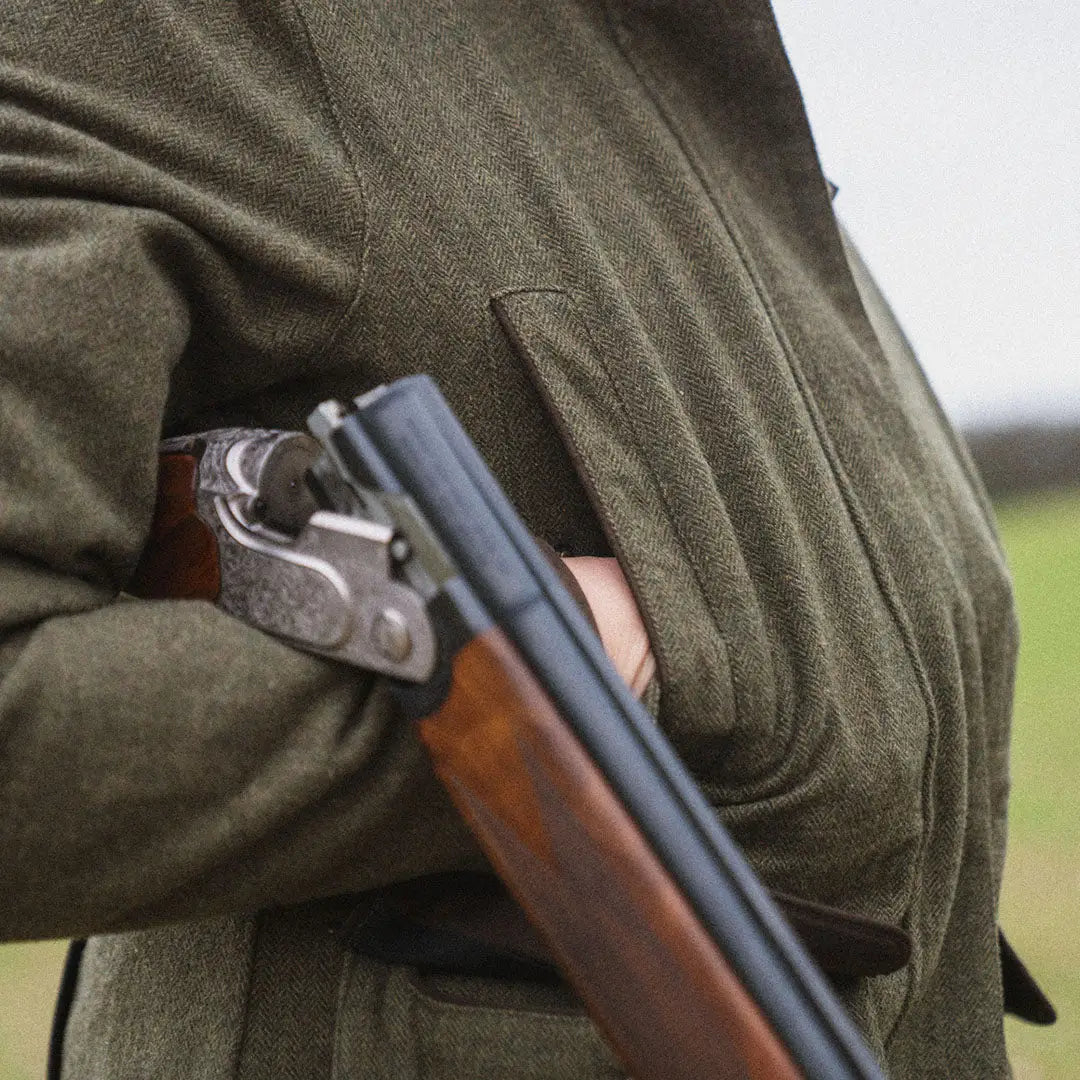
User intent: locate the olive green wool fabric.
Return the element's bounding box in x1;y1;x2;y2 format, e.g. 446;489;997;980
1;1;1019;1076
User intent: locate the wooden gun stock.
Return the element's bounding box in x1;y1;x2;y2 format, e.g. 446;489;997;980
421;626;798;1080
131;452;221;602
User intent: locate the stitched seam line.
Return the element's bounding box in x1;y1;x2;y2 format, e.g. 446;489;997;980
286;0;370;356
230;915;263;1080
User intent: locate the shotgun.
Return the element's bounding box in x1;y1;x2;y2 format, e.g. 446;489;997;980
131;375;890;1080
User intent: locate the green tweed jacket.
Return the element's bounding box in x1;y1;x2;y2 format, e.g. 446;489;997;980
1;1;1024;1076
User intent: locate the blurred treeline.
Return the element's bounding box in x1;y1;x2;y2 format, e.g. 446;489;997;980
965;422;1080;496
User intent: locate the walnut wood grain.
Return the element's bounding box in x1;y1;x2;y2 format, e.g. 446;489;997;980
419;627;803;1080
129;452;221;601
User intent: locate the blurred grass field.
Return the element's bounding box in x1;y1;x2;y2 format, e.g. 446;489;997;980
996;490;1080;1078
1;490;1077;1078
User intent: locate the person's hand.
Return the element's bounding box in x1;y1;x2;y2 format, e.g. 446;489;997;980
562;556;656;698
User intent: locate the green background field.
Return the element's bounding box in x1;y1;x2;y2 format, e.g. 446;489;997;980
995;491;1080;1078
2;491;1077;1078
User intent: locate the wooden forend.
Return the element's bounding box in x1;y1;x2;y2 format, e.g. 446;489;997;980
418;627;803;1080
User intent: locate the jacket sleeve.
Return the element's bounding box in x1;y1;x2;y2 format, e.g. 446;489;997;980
0;0;485;942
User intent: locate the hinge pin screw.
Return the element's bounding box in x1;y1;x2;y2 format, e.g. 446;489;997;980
373;608;413;662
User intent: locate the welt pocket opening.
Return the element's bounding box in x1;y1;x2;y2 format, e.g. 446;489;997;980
408;969;587;1017
490;287;674;693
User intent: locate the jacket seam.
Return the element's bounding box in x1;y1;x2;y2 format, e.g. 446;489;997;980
285;0;370;359
230;914;263;1080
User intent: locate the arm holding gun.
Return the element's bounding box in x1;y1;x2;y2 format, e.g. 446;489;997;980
132;375;898;1080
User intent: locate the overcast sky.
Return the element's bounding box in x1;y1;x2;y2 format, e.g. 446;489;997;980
770;1;1080;428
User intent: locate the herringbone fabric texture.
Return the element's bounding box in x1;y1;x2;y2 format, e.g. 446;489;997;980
1;1;1018;1076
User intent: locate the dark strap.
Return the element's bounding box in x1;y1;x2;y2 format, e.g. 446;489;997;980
344;872;560;981
345;871;911;985
768;890;911;983
47;938;86;1080
1000;930;1056;1025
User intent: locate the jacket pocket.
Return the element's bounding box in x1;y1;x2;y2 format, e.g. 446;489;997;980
333;952;625;1080
491;286;739;771
490;284;928;947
